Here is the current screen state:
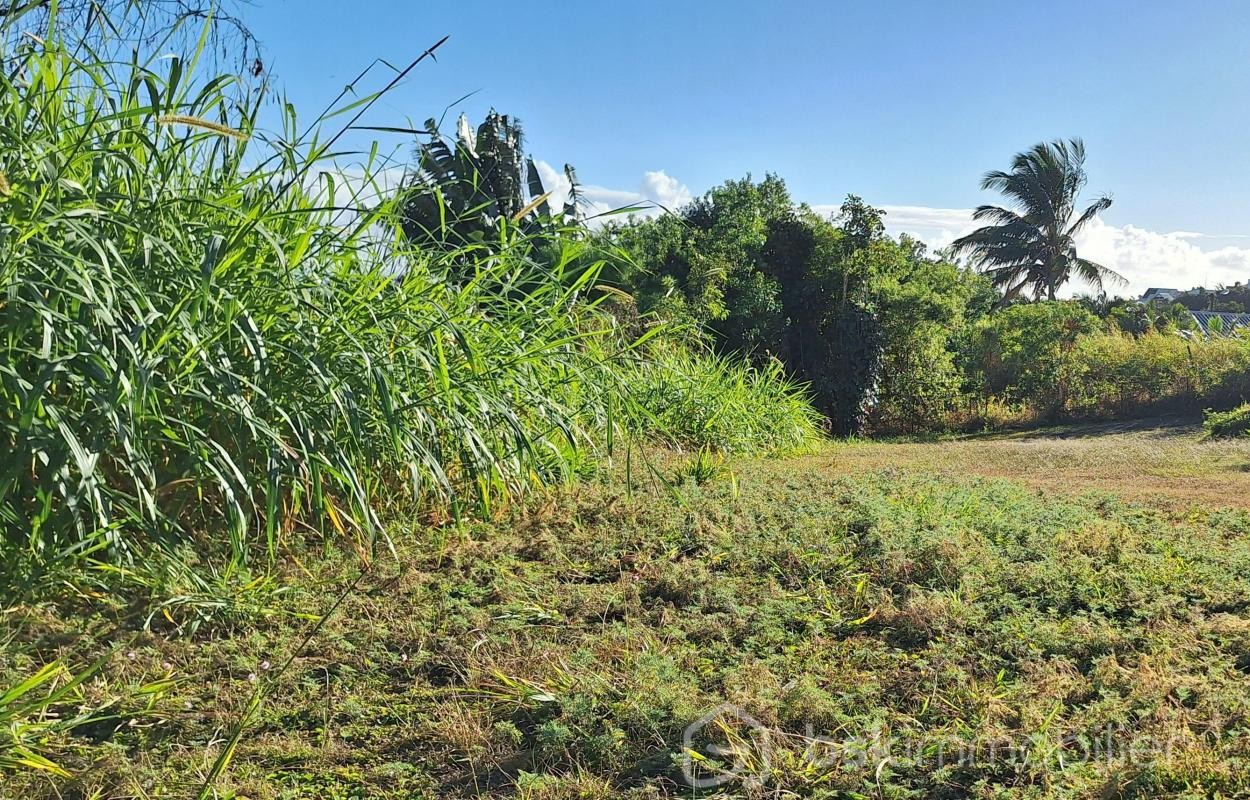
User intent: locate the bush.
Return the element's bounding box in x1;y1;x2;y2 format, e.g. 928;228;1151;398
1064;331;1194;416
621;347;823;455
963;301;1100;414
871;249;985;433
1204;404;1250;439
1065;332;1250;418
963;302;1250;423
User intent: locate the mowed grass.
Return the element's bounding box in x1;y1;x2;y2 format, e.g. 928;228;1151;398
823;418;1250;512
5;426;1250;799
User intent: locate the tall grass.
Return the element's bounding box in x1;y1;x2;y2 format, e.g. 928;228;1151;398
0;10;627;592
621;347;823;454
0;8;824;599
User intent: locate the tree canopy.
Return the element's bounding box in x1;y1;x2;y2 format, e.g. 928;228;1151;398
608;176;990;433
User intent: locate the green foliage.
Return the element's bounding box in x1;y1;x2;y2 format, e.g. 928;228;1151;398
871;239;987;432
670;446;728;486
612;181;985;434
1204;403;1250;439
621;347;822;455
962;304;1250;421
0;661;95;777
0;25;619;588
963;301;1100;412
1096;298;1196;335
0;654;170;780
0;11;823;600
400;111;581;258
1174;281;1250;312
608;175;795;341
1064;332;1196;416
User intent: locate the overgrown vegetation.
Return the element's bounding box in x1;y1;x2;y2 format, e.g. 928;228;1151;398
7;429;1250;798
605;181;991;434
0;9;814;601
608;186;1250;433
5;2;1250;797
620;347;821;454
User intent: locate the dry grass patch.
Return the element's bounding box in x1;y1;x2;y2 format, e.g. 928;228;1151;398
810;419;1250;511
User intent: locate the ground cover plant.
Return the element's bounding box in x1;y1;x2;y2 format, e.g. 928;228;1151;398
1203;404;1250;439
4;424;1250;798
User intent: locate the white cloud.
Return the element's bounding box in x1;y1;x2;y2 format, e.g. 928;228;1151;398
1076;219;1250;296
639;170;693;210
533;161;691;221
860;205;1250;298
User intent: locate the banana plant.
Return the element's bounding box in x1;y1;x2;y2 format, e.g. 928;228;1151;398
400;110;581;256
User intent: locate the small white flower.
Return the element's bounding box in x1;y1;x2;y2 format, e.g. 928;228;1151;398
260;660;271;671
247;672;258;683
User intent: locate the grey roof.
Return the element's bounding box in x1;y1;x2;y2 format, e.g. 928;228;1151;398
1190;310;1250;337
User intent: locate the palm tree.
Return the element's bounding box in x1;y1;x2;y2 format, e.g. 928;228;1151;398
952;138;1123;302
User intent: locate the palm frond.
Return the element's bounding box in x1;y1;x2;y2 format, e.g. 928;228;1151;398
1073;257;1126;292
1066;196;1112;238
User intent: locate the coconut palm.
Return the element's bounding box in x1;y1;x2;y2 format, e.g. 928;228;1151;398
952;138;1122;302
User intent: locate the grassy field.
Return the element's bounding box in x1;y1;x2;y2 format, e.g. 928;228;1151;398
5;422;1250;799
827;416;1250;512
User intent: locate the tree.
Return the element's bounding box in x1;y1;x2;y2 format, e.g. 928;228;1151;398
952;139;1122;302
400;111;579;257
612;178;985;434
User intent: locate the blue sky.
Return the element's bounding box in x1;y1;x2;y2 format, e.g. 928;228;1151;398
244;0;1250;295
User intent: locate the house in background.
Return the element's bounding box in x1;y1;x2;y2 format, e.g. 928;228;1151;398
1188;310;1250;337
1140;287;1181;303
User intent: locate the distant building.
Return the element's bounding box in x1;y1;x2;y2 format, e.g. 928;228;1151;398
1140;287;1181;303
1189;310;1250;337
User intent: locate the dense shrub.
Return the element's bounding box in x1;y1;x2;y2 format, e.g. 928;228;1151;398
962;301;1100;414
963;307;1250;423
871;246;985;432
611;184;988;435
1064;332;1196;416
1064;331;1250;416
